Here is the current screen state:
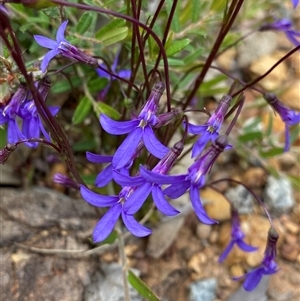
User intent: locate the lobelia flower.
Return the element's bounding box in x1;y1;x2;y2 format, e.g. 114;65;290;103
0;85;27;144
86;141;144;188
218;207;257;262
259;19;300;48
292;0;299;8
53;173;80;190
80;184;151;243
113;141;185;216
236;227;279;291
100;81;169;169
163;134;229;224
96;49;131;101
0;80;60;147
34;20;98;72
263;93;300;151
185;95;232;158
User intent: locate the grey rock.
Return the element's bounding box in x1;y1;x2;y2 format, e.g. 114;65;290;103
225;185;253;214
146;215;185;259
0;164;22;186
189;278;217;301
0;187;100;301
84;263;142;301
227;276;269;301
237;31;278;67
263;176;295;214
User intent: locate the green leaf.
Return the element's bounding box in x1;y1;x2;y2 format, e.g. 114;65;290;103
288;174;300;190
73;139;97;152
165;0;180;33
260;147;283;158
80;174;97;186
0;127;7;149
95;19;125;39
239;131;263;143
87;77;109;93
76;12;93;34
166;39;191;56
95;102;121;120
97;27;128;46
191;0;201;22
128;270;160;301
52;77;82;94
72;96;92;125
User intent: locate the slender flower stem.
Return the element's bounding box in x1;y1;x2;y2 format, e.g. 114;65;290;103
232;44;300;97
116;221;131;301
130;0;150;94
49;0;172;111
208;178;274;227
182;0;245;110
225;94;245;135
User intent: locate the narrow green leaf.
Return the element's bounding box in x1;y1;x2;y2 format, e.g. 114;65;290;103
166;39;191;56
165;0;180;33
191;0;201;22
260;147;283;158
95;19;126;39
128;270;160;301
52;77;82;94
72;96;92;125
96;102;121;120
97;27;128;46
87;77;109;93
239;131;263;143
73;139;97;152
76;12;93;34
80;174;97;186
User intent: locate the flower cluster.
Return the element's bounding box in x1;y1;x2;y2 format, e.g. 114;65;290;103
0;79;60;148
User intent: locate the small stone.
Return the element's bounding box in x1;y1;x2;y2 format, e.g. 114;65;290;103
283;220;299;234
188;253;207;276
268;265;297;301
263;176;295;214
189;278;217;301
225;185;254;214
281;82;300;111
202;188;231;221
242;167;267;189
277;153;297;171
249;52;288;90
209;231;219;244
196;224;212;240
281;243;299;261
230;264;244;278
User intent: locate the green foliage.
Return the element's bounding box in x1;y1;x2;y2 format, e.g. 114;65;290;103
128;270;160;301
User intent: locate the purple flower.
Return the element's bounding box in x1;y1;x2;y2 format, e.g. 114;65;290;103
264;93;300;151
53;173;79;190
260;19;300;48
100;81;169;169
86;141;144;188
0;85;27;144
292;0;299;8
236;227;279;291
34;21;98;72
0;81;60;148
219;208;257;262
186;95;232;158
80;185;151;242
113;141;185;216
163;135;229;224
96;50;131;100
